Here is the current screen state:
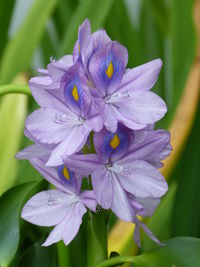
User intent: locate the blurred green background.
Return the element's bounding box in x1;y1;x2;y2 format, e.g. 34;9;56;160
0;0;200;266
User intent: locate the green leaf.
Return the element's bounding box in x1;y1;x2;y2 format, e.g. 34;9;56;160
0;182;42;267
58;0;115;56
96;237;200;267
145;0;169;35
171;103;200;237
135;237;200;266
170;0;196;118
0;93;27;195
0;0;57;84
53;0;73;39
105;0;142;67
18;243;57;267
0;0;15;59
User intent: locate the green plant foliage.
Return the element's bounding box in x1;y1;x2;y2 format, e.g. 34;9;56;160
142;182;177;251
135;237;200;266
171;103;200;237
0;0;199;266
87;211;108;267
96;237;200;267
58;0;115;56
0;94;27;195
0;0;16;59
170;0;196;121
18;243;57;267
0;182;43;267
0;0;57;84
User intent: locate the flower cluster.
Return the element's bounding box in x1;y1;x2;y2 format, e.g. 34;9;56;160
17;19;171;247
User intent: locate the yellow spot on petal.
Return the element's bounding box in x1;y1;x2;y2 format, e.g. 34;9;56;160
110;134;120;149
72;85;79;101
106;61;114;79
63;166;70;180
78;44;80;54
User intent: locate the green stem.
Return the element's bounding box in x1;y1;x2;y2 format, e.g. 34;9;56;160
57;241;70;267
0;84;31;96
87;210;108;267
95;256;135;267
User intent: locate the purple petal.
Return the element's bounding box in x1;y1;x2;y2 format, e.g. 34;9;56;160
91;30;111;54
93;124;130;163
16;144;50;160
57;164;80;194
119;129;171;166
29;75;60;90
92;168;114;209
102;104;118;132
64;154;101;175
63;202;87;246
119;58;162;92
29;76;52;88
89;42;128;95
43;202;86;246
43;217;67;246
73;19;92;66
119;91;167;125
80;190;97;212
30;158;68;193
48;55;73;76
134;218;163;247
25;108;73;144
111;175;133;222
29;83;68;111
113;160;168;198
61;64;91;116
46;125;91;166
86;113;103;132
130;196;160;217
112;105;146;130
21;189;76;227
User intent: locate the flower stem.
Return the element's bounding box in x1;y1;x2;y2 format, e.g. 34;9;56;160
87;210;108;267
0;84;31;96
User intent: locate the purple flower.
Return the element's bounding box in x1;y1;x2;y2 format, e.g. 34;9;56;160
72;19;167;132
20;155;96;246
26;63;103;166
64;125;170;218
73;19;111;71
16;18;171;248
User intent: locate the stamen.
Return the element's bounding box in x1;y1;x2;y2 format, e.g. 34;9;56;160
106;61;114;79
120;166;131;175
110;134;120;149
47;197;63;206
72;85;79;101
117;91;129;99
54;113;68;124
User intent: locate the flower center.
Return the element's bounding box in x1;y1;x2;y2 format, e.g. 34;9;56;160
79;116;85;123
106;162;113;169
